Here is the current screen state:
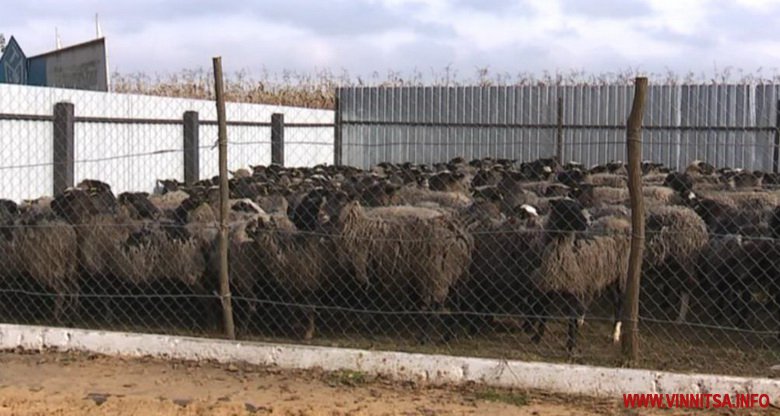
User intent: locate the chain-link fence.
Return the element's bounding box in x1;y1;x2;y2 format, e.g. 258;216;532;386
2;81;780;378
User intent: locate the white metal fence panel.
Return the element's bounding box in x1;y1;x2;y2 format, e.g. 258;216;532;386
0;83;334;201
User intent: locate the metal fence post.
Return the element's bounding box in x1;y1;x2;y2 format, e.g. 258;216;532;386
52;102;75;196
556;95;564;165
183;111;200;185
774;99;780;174
334;93;342;166
271;113;284;166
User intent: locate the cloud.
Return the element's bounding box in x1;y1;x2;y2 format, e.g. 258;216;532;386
559;0;654;18
450;0;532;13
0;0;778;80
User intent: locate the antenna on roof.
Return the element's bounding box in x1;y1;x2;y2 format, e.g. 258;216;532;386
95;13;103;38
55;27;62;49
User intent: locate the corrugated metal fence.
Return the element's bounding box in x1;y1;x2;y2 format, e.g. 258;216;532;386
336;84;780;172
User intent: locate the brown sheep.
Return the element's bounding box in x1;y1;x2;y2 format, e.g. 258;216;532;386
528;199;630;352
331;200;474;342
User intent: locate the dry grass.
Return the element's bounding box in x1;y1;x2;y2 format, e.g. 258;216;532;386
110;67;780;110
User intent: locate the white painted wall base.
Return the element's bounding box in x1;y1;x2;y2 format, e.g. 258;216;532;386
1;323;778;400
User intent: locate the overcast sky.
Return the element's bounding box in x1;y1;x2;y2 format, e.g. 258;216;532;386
2;0;779;81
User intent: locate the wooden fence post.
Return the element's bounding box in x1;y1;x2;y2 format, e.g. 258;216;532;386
52;102;75;196
213;56;236;340
271;113;284;166
183;111;200;186
621;77;648;364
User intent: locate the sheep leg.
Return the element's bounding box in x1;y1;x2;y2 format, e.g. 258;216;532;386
734;288;752;329
567;317;578;353
235;300;257;337
303;306;316;341
775;291;780;341
676;291;690;323
53;293;74;325
611;285;623;344
53;294;65;324
530;295;549;344
417;305;440;345
567;298;586;354
101;296;115;325
709;279;731;324
98;274;116;325
454;289;486;338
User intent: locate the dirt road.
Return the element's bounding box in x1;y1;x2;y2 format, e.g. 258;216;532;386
0;350;772;415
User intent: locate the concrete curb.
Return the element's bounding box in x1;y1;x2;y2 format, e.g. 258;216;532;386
1;323;778;400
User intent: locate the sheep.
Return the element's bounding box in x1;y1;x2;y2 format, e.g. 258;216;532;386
0;199;18;228
728;171;763;190
76;208;214;325
245;213;335;340
698;191;779;213
643;186;682;206
690;192;776;236
390;186;473;209
470;167;504;188
587;173;627;188
76;179;118;214
51;188;101;224
471;185;503;203
427;171;469;194
520;158;559;180
573;184;629;208
686;160;717;176
663;172;695;197
642;172;669;186
230;168;252;179
589;160;627;176
18;197;52;217
329;199;473;342
257;194;289;214
0;200;20;291
13;211;80;323
499;188;540;217
451;210;544;338
586;204;630;221
118;192;161;220
155;179;184;194
697;234;780;330
642;205;709;323
527;198;630;352
218;213;269;335
556;170;587;188
148;190;190;213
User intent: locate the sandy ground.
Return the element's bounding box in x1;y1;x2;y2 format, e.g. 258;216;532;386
0;350;775;416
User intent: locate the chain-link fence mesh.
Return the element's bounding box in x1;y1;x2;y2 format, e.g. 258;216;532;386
2;82;780;378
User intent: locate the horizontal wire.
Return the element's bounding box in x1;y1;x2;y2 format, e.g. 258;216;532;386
0;289;777;336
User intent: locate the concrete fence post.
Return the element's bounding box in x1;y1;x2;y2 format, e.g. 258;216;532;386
183;111;200;185
271;113;284;166
52;102;75;196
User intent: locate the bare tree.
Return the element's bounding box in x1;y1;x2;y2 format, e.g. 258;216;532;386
0;34;6;53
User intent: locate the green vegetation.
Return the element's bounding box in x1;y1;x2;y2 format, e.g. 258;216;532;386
325;369;371;387
473;388;530;407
